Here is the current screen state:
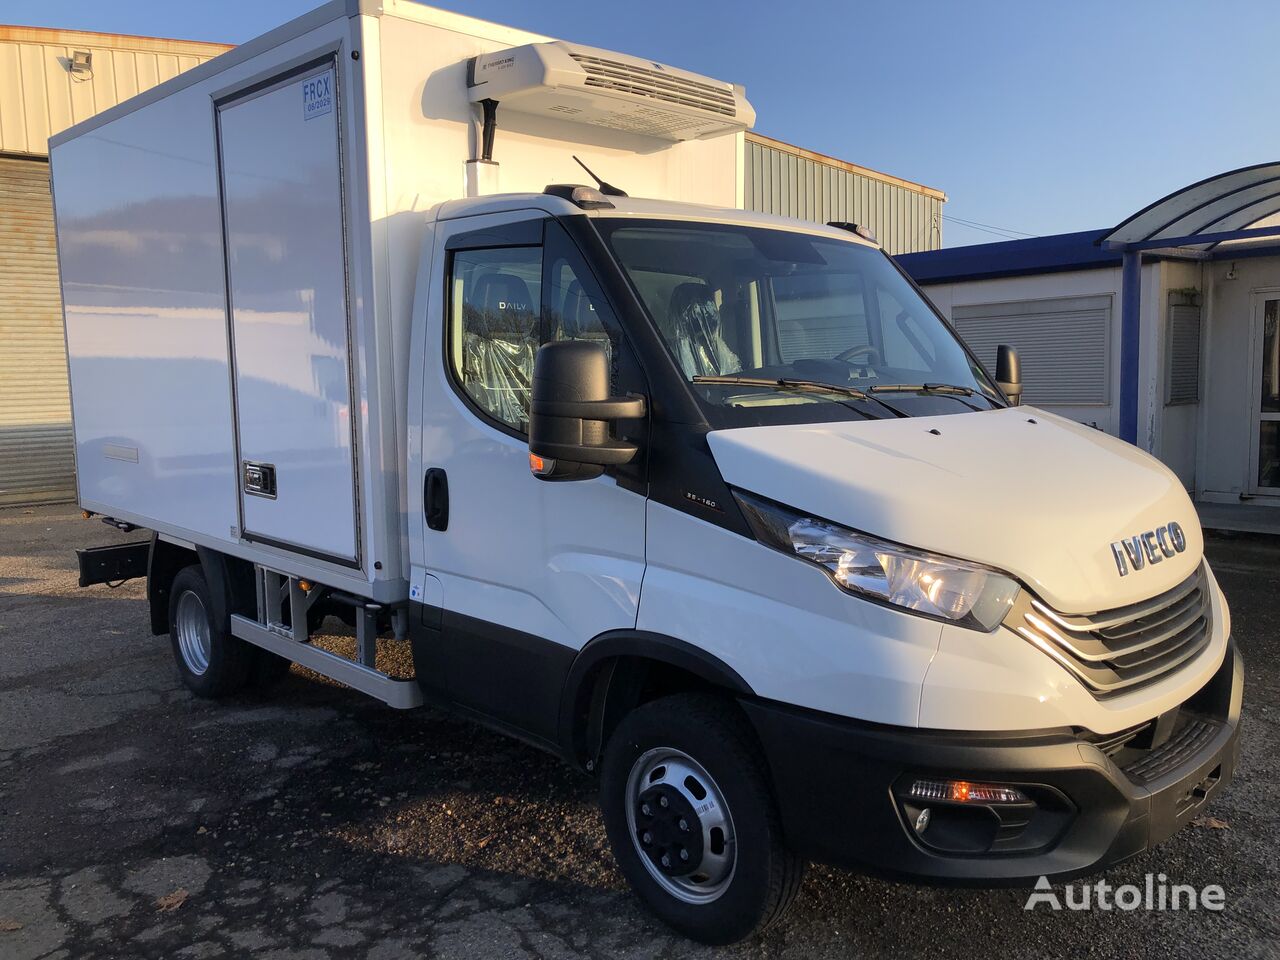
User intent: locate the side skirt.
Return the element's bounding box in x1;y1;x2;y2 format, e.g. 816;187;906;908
409;603;576;749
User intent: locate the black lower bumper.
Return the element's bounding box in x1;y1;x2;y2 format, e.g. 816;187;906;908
743;638;1243;884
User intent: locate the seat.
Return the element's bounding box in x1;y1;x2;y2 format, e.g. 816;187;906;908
463;272;537;426
668;281;741;379
472;272;534;324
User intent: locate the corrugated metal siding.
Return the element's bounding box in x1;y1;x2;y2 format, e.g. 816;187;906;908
0;30;224;504
952;295;1112;406
0;31;226;157
0;154;73;504
744;137;944;255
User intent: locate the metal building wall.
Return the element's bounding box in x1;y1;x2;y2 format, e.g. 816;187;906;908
0;27;229;156
0;154;70;504
743;133;945;256
0;27;227;504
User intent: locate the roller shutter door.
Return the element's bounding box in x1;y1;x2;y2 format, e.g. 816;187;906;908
0;154;74;505
952;295;1112;406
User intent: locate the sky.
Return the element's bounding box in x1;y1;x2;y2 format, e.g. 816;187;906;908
6;0;1279;247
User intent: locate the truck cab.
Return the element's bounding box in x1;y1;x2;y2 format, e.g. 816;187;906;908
400;188;1241;938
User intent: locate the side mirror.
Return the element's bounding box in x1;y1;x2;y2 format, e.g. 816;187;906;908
996;344;1023;406
528;340;645;481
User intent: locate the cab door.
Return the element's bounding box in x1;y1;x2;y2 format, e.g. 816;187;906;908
409;211;647;745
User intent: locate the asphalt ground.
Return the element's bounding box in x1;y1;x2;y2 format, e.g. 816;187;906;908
1;503;1277;959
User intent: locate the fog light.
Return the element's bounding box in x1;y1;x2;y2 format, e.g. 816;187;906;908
914;807;931;834
908;778;1028;804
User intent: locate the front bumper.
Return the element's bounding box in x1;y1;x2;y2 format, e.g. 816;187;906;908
743;638;1243;884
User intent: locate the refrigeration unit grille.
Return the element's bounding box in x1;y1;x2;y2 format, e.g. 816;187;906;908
1010;564;1212;698
568;54;738;117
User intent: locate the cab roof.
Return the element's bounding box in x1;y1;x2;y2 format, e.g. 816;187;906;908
432;191;881;248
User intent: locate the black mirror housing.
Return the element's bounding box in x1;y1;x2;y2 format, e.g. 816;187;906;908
996;344;1023;406
529;341;645;481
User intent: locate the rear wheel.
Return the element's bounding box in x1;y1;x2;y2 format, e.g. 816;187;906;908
168;565;255;698
600;693;804;944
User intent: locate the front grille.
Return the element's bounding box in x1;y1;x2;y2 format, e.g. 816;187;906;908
1009;565;1212;698
569;54;738;117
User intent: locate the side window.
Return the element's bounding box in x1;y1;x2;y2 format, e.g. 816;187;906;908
449;246;542;432
448;222;621;436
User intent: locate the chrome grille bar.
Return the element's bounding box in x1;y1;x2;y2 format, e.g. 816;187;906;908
1009;563;1212;697
1028;569;1202;632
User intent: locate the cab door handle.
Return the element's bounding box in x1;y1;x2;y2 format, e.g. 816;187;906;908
424;468;449;531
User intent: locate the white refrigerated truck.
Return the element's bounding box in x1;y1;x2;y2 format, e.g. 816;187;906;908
52;0;1241;944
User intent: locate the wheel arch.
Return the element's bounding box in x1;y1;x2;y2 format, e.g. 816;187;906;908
558;630;755;770
147;538;256;637
146;535;197;635
193;545;256;634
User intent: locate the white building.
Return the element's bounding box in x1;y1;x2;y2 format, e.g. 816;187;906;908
899;165;1280;532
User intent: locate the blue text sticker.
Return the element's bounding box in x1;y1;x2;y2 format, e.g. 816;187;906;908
302;70;334;121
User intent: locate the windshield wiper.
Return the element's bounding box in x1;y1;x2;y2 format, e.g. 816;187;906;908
867;382;986;411
869;383;975;395
691;376;908;418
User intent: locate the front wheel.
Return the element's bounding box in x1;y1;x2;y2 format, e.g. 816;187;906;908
599;694;804;944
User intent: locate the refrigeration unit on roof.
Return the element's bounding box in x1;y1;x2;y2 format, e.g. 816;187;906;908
467;40;755;142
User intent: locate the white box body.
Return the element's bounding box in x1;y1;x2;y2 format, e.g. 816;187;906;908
49;0;741;600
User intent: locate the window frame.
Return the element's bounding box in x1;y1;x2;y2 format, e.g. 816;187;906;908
443;239;545;441
442;216;632;442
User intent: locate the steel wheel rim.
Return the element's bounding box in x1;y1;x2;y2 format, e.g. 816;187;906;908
175;590;211;676
624;747;736;904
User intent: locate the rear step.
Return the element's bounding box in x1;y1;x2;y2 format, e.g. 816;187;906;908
229;567;423;710
77;540;150;587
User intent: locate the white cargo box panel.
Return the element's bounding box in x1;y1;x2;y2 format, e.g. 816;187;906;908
50;6;391;599
49;0;748;599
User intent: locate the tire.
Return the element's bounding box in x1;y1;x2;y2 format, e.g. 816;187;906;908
599;693;804;944
168;565;255;698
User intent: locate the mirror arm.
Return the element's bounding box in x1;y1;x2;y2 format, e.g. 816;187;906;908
531;394;646;421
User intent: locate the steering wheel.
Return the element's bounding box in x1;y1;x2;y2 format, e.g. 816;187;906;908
835;343;882;365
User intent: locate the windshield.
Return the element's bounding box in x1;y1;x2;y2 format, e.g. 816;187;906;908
596;219;1003;427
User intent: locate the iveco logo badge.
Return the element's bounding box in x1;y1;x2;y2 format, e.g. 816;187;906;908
1110;521;1186;576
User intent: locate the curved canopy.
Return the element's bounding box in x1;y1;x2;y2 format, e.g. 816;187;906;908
1103;161;1280;249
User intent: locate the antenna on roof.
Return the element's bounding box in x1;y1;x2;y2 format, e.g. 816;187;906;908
573;156;628;198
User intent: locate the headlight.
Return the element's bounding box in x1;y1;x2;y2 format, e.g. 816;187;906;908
735;490;1020;631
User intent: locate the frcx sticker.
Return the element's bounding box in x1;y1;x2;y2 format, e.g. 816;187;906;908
302;71;333;120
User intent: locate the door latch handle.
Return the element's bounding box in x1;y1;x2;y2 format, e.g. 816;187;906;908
243;460;277;499
424;468;449;531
